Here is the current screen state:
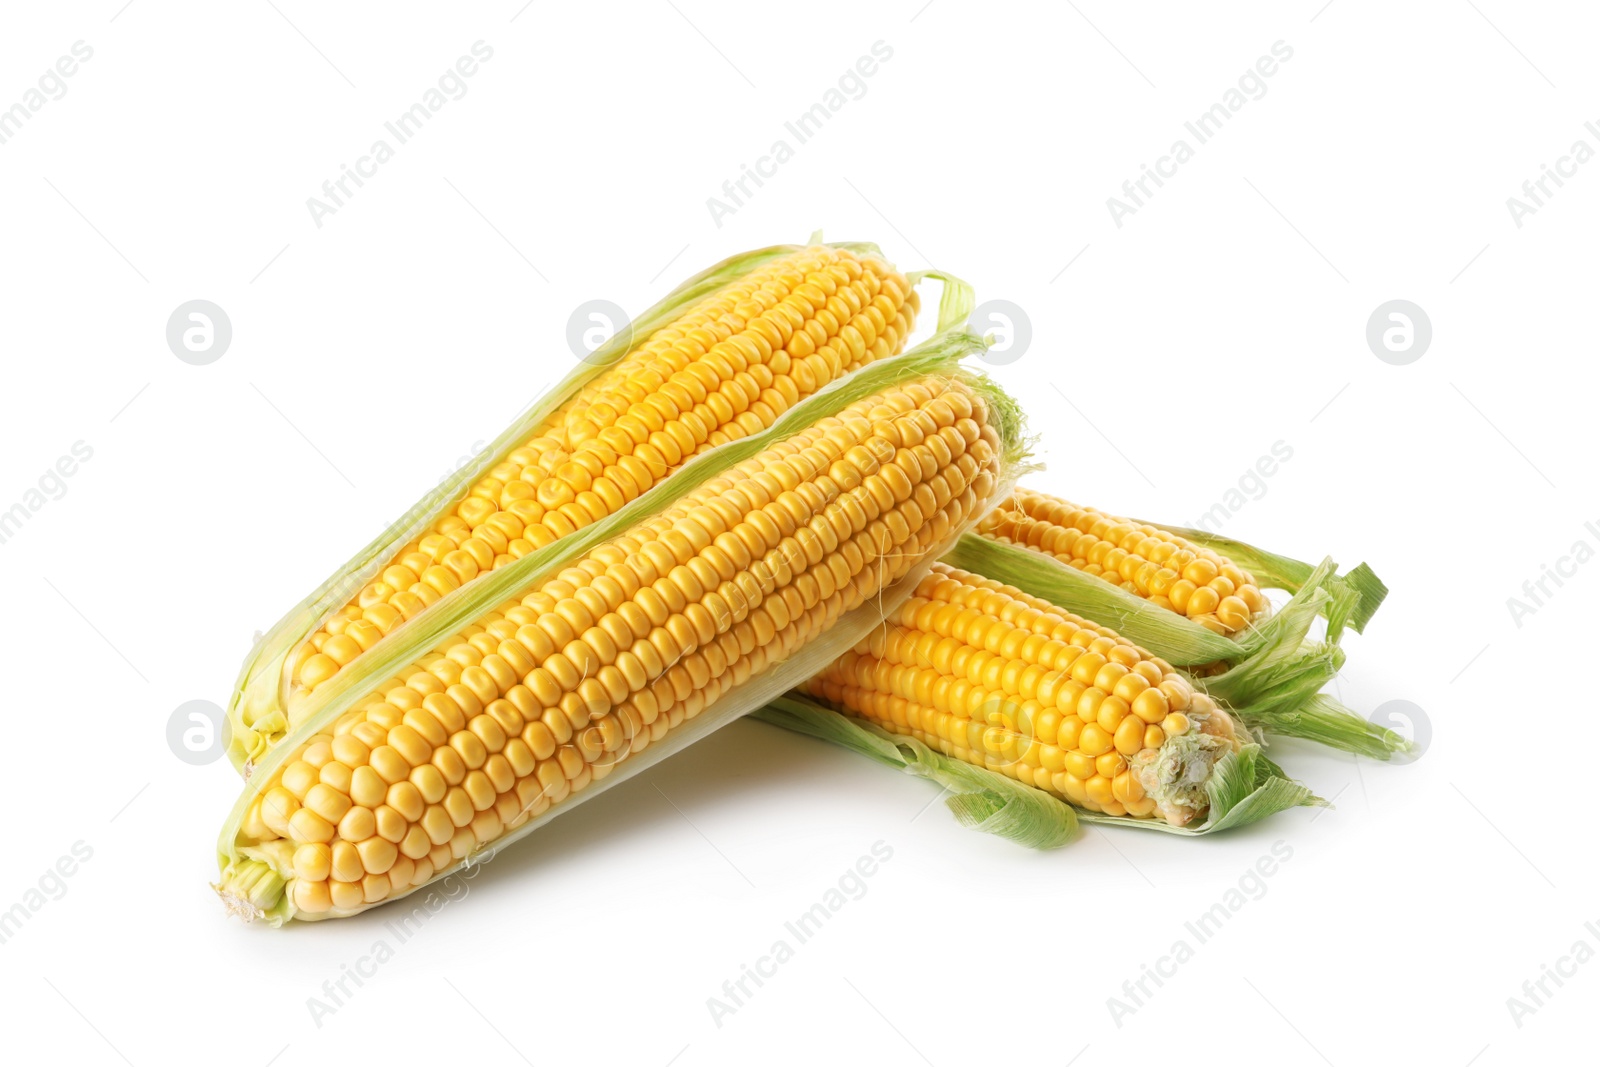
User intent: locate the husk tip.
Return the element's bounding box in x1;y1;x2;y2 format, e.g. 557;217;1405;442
1339;561;1389;633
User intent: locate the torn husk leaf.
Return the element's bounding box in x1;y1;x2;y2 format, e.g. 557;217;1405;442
1189;627;1412;760
756;695;1078;849
1235;693;1413;761
1138;521;1389;640
907;268;978;335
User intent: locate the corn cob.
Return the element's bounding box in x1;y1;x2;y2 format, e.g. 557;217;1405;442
229;242;926;771
763;522;1401;843
977;488;1266;634
801;562;1249;826
215;347;1020;922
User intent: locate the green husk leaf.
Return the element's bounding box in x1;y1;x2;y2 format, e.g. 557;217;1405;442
942;534;1241;663
932;541;1404;762
1334;562;1389;635
940;536;1335;673
752;696;1077;849
1191;559;1341;705
753;695;1319;845
217;329;1021;924
1236;692;1414;761
1139;521;1389;638
1205;640;1343;716
908;269;976;334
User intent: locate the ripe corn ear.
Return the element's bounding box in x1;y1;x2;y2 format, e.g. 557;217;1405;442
228;242;932;773
759;542;1401;844
215;342;1024;923
801;562;1252;827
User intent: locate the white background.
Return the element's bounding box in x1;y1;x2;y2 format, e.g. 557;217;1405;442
0;2;1589;1064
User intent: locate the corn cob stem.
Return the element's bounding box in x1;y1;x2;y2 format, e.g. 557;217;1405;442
213;858;285;920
